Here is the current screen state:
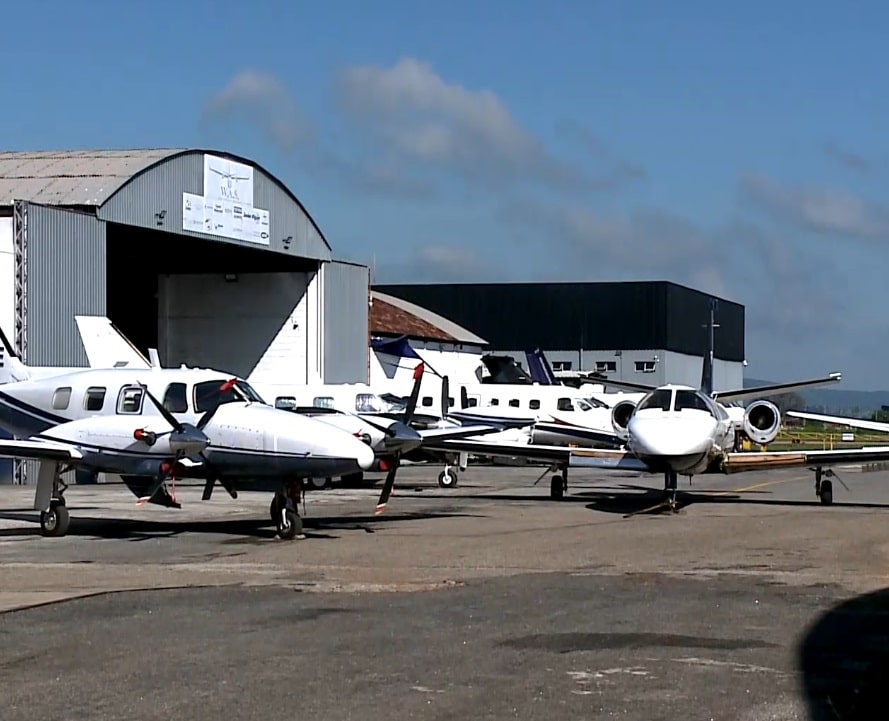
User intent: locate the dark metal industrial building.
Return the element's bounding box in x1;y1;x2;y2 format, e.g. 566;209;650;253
374;281;746;389
0;148;370;483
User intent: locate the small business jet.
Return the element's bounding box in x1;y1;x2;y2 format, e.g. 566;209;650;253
0;328;375;539
422;303;889;510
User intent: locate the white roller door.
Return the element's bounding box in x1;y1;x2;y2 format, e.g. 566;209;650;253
158;271;322;384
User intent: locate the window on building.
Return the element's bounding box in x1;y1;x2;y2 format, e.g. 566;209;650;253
595;361;617;373
635;360;657;373
552;360;573;371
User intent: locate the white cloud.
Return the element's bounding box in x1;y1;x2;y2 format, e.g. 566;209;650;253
741;172;889;240
336;57;601;192
202;70;314;152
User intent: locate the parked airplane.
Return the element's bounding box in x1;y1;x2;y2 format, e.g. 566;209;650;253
72;316;519;491
421;302;864;508
0;328;375;539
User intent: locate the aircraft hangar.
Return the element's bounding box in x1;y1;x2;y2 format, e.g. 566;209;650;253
0;149;369;383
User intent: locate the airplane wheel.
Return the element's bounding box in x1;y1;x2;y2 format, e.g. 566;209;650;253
438;469;458;488
308;477;331;491
550;475;564;500
40;501;70;537
820;479;833;506
277;509;302;540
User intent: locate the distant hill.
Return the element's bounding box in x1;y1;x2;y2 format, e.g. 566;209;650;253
744;378;889;417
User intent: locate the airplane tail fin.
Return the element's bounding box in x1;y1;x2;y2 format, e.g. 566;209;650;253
0;326;30;384
700;298;718;396
524;348;558;385
74;316;152;370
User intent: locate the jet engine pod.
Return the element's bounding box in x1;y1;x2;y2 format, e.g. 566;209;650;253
610;399;637;439
742;400;781;445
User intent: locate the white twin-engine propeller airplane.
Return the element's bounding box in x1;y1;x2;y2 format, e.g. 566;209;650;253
0;328;377;540
426;303;889;510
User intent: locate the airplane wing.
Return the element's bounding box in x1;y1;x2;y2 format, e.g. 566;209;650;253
718;446;889;473
533;420;624;447
421;438;574;464
418;424;513;442
0;438;84;462
786;410;889;434
712;373;842;403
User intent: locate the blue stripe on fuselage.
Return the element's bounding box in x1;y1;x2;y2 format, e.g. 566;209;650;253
0;390;68;437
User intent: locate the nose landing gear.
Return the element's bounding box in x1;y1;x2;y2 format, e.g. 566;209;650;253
270;479;305;540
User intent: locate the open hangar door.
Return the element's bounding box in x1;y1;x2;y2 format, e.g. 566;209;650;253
106;222;323;383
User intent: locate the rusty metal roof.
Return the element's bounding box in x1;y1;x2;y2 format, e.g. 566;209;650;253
371;291;487;345
0;148;186;206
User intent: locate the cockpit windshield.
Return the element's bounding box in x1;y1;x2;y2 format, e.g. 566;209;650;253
674;389;714;415
636;388;673;411
193;379;265;414
581;396;609;409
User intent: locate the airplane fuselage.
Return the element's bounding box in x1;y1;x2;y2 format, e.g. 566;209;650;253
0;367;375;481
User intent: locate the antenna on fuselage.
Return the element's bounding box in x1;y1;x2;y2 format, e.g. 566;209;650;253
700;298;719;396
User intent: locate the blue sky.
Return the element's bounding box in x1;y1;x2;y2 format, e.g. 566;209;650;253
4;0;889;389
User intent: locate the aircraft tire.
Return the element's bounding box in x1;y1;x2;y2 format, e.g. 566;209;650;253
550;475;564;500
438;469;458;488
309;477;332;491
820;479;833;506
40;502;70;537
277;509;302;540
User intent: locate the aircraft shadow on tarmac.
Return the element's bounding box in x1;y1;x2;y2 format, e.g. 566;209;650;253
416;484;889;517
0;509;479;542
799;586;889;721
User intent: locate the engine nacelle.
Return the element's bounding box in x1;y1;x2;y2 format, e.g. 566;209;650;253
742;400;781;445
611;399;637;440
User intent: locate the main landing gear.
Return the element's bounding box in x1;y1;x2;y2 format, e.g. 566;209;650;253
814;466;834;506
34;462;71;538
545;465;568;500
270;479;305;540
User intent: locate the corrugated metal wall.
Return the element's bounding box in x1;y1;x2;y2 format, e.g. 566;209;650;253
23;202;106;366
97;150;332;263
322;260;369;383
375;281;745;362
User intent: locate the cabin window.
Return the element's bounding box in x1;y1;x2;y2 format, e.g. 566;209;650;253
312;396;335;409
595;361;616;373
557;398;574;411
163;383;188;413
52;387;72;410
448;397;455;408
508;399;520;408
83;386;106;412
355;393;382;413
529;399;541;410
422;396;433;407
489;398;499;406
116;385;145;414
275;396;298;410
467;397;479;407
635;360;656;373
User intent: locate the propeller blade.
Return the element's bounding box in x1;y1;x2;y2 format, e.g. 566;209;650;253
403;363;425;427
136;467;171;506
375;455;400;515
441;375;450;419
139;383;185;433
197;405;221;430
